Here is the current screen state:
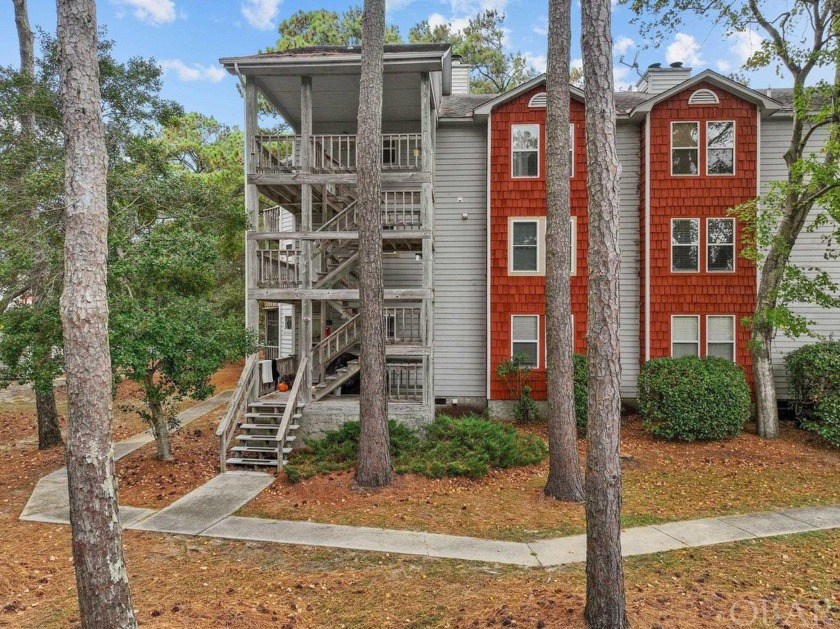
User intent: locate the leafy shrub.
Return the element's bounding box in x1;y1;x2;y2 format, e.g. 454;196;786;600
638;356;750;441
285;415;547;482
496;354;540;422
785;341;840;447
572;353;588;436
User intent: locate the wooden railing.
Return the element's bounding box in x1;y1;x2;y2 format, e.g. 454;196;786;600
312;314;360;382
384;306;423;344
318;199;358;232
217;354;258;472
382;191;422;230
255;244;301;288
260;205;284;232
275;355;308;472
387;362;423;402
251;134;422;174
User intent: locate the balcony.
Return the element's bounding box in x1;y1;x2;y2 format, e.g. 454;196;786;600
251;133;422;174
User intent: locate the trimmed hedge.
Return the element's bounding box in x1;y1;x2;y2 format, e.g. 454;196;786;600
638;356;750;441
785;341;840;447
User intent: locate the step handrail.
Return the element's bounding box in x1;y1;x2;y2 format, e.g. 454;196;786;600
275;354;308;472
318;198;358;232
311;314;360;380
217;354;259;472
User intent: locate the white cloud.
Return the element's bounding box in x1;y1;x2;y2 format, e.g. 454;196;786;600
727;28;765;66
525;52;547;74
114;0;177;25
614;35;634;56
241;0;281;31
160;60;226;83
428;12;470;33
571;57;583;72
666;32;703;67
532;16;548;37
716;59;732;72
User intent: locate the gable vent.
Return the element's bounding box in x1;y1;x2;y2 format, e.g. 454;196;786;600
688;89;720;105
528;92;547;108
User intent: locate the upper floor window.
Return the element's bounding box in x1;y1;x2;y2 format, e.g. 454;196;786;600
511;315;540;368
671;218;699;272
512;124;540;178
707;217;735;272
706;121;735;175
510;218;541;273
569;123;575;178
671;121;699;175
707;315;736;361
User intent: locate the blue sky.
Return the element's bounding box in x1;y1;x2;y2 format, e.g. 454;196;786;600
0;0;815;128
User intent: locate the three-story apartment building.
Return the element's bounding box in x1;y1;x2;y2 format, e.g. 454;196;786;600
215;44;839;468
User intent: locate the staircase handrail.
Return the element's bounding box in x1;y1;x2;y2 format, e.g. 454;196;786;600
217;353;259;471
318;198;358;233
275;354;309;472
311;314;360;374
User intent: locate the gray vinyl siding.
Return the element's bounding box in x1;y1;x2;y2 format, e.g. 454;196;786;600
383;253;423;288
760;117;840;397
433;122;488;397
617;122;642;398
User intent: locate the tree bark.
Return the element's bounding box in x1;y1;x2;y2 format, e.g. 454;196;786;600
354;0;392;488
581;0;629;626
36;387;63;449
12;0;35;138
543;0;585;503
145;375;173;461
57;1;137;627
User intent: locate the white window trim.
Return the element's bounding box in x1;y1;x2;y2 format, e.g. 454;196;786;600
670;120;700;177
508;217;546;276
570;216;578;276
511;123;540;179
706;120;736;176
569;123;575;179
511;314;540;368
671;217;700;273
706;314;737;363
706;217;736;273
671;315;701;358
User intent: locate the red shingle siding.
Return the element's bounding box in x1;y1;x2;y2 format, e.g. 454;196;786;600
489;86;587;401
642;81;757;382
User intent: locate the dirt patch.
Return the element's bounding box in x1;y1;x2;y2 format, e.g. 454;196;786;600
116;410;223;509
240;416;840;541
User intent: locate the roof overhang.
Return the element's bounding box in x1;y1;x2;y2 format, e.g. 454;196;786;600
472;74;585;119
627;69;782;121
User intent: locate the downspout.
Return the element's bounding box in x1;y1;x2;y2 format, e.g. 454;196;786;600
486;112;492;402
644;112;651;362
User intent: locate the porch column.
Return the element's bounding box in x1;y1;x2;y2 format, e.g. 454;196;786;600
420;72;435;415
244;76;260;339
299;75;314;401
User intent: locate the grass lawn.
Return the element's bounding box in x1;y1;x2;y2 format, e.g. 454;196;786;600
240;417;840;542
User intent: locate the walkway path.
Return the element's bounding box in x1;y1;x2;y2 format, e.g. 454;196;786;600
20;395;840;567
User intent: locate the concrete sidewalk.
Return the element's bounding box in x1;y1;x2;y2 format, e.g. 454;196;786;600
19;389;840;567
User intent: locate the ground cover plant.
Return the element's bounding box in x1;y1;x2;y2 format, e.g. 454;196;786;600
638;356;751;441
786;341;840;447
284;415;548;482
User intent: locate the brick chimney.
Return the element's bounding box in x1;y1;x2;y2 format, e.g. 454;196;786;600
636;62;692;95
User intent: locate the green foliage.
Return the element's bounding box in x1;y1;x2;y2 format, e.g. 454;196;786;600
272;7;402;51
284;416;547;482
496;354;540;422
572;353;588;436
409;10;537;93
785;342;840;447
638;357;751;441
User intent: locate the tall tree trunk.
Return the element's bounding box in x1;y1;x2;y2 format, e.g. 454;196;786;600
354;0;392;488
36;387;63;449
145;374;173;461
543;0;585;503
57;1;137;627
12;0;64;449
581;0;628;626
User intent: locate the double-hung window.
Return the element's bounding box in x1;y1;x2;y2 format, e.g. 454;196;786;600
509;218;543;274
671;315;700;358
511;315;539;368
707;315;736;361
512;124;540;178
671;121;699;175
707;217;735;272
706;121;735;175
671;218;699;272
